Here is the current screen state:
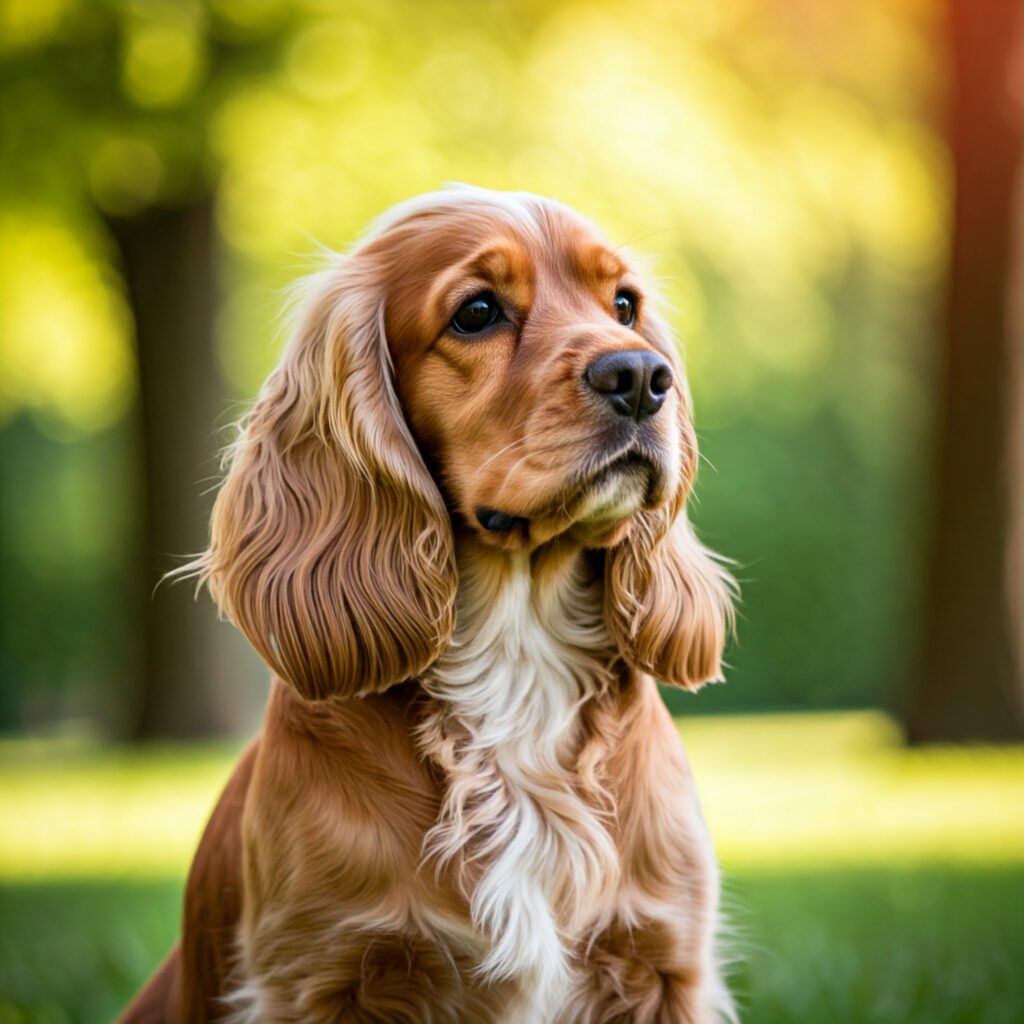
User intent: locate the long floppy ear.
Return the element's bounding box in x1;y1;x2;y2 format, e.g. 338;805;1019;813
604;302;736;689
193;258;456;701
605;507;736;689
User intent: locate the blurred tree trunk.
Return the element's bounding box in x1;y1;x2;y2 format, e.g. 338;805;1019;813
905;0;1024;743
108;199;233;739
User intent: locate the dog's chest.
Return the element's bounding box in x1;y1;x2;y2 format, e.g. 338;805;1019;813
418;553;620;1014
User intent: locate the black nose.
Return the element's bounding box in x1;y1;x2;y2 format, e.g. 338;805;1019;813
584;350;673;420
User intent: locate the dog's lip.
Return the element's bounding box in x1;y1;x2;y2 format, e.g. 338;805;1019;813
587;449;654;485
475;507;528;533
470;445;668;537
575;443;665;502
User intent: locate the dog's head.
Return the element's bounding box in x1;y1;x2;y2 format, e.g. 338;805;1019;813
200;187;734;701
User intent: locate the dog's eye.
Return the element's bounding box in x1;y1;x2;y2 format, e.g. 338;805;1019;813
614;290;636;327
451;293;502;335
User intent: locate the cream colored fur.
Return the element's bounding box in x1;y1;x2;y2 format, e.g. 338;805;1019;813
419;542;620;1018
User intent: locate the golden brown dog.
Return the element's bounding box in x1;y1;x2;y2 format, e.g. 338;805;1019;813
121;186;737;1023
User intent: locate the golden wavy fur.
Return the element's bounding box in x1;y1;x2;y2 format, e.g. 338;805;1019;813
121;186;737;1023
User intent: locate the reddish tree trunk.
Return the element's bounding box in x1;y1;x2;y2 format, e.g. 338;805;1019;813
905;0;1024;743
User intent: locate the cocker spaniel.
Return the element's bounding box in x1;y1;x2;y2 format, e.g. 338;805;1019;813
121;186;737;1024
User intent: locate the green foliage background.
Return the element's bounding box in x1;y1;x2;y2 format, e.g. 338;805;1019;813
0;0;944;728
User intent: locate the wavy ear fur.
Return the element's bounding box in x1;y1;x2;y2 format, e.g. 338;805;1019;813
194;258;456;701
605;507;736;689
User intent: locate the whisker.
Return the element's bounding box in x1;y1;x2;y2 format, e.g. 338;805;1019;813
495;448;544;491
698;450;718;474
490;432;606;498
475;426;556;473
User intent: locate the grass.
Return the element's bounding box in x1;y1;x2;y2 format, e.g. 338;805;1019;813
1;711;1022;1022
678;711;1024;868
724;867;1024;1023
2;870;1020;1024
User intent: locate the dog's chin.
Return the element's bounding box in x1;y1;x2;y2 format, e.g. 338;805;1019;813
469;453;663;551
567;459;652;547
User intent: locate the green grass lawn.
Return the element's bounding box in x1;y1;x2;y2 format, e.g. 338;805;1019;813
1;712;1022;1022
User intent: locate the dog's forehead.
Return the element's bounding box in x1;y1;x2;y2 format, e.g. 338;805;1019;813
371;191;622;285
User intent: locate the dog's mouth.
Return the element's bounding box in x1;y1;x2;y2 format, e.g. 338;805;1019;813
586;450;655;496
474;446;665;543
475;507;530;534
571;450;656;528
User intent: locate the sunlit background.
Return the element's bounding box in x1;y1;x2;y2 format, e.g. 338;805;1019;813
1;0;1022;1021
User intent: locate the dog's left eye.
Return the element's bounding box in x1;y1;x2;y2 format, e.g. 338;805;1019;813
614;290;636;327
451;293;503;335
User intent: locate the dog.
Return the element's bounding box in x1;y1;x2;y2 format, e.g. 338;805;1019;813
121;186;737;1023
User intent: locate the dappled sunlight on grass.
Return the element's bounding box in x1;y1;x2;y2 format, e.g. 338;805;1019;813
1;712;1021;881
0;739;245;880
678;711;1024;869
1;713;1022;1023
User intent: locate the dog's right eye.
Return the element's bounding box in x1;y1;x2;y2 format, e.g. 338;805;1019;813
451;293;502;335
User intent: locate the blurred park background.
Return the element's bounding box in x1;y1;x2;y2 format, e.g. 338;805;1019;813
1;0;1023;1021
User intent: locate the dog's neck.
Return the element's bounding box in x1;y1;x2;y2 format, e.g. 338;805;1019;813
418;534;623;1013
423;534;617;745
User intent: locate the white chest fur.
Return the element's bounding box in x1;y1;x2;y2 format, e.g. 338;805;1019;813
418;547;622;1016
